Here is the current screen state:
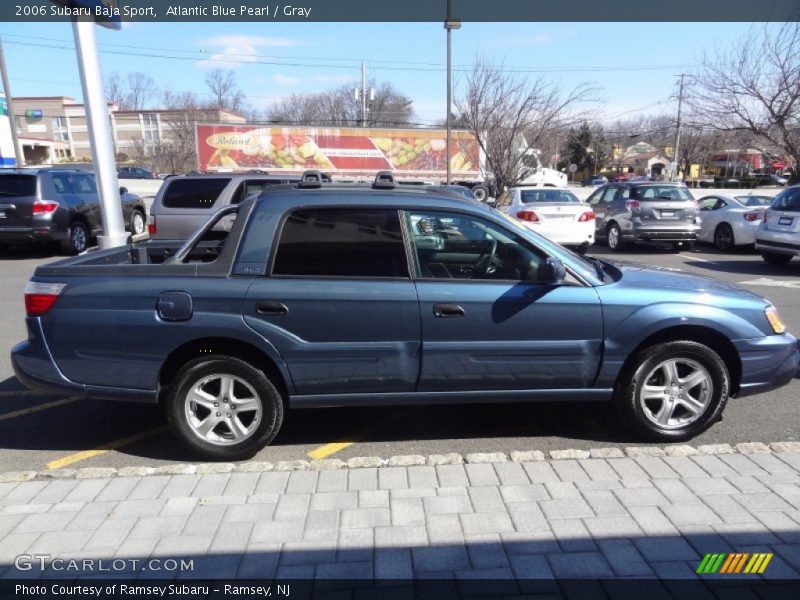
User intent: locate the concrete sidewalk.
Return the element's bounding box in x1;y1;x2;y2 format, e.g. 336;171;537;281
1;443;799;588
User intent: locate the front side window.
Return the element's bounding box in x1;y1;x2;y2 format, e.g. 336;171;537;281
406;210;546;282
272;209;408;278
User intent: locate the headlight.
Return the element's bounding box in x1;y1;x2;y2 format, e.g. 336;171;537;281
765;306;786;334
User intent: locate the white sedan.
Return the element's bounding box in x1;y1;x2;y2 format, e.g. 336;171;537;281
495;186;595;253
697;194;775;251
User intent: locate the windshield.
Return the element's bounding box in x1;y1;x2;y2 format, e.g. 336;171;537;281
520;189;581;203
632;185;694;201
735;195;773;207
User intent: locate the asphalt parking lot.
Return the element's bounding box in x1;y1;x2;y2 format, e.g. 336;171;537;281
1;228;798;474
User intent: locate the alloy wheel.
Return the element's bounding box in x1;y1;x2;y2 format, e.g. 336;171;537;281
638;358;713;430
184;373;262;446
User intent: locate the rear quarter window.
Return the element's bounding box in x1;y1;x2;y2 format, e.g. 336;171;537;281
162;178;231;209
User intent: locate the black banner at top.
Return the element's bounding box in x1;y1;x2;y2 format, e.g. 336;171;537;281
3;0;800;23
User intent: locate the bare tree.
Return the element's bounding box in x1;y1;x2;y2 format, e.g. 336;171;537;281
266;81;413;126
125;72;157;111
691;23;800;183
204;69;246;114
104;72;126;108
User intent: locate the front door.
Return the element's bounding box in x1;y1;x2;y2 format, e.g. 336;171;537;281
404;209;603;392
243;207;421;395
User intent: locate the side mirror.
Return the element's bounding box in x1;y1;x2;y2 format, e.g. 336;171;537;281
542;257;566;285
119;187;128;195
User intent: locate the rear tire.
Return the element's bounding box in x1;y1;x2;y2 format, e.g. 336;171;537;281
714;223;735;252
761;251;793;265
615;341;729;442
472;185;489;202
165;356;284;461
606;223;626;252
130;209;146;236
61;221;89;255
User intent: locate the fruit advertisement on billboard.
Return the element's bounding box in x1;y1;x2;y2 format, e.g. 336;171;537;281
195;124;483;178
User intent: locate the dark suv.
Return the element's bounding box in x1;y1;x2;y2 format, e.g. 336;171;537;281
587;182;700;251
0;168;147;254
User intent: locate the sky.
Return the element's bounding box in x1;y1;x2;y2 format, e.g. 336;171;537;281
0;21;769;129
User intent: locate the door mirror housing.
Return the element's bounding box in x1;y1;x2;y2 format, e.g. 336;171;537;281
542;257;566;285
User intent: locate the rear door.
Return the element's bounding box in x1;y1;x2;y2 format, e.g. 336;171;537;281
68;172;102;234
153;177;231;239
243;207;421;396
0;173;38;228
587;185;618;234
633;185;697;225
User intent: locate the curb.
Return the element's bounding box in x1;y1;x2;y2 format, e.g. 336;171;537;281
1;441;798;483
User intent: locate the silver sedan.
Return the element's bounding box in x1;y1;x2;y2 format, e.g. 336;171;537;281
697;194;775;251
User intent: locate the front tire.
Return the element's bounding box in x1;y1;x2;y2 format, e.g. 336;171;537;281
761;251;793;265
472;185;489;202
166;356;284;460
616;341;729;442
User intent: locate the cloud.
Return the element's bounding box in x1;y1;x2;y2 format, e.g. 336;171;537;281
272;74;302;86
195;35;304;70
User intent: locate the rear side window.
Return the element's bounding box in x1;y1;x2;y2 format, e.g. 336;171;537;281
0;175;36;197
272;209;408;278
162;178;230;209
69;174;96;194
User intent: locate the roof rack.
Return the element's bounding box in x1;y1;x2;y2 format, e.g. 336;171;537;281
373;171;396;190
298;170;325;188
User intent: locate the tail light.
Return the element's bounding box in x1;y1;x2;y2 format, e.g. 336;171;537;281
578;211;595;222
148;214;157;235
625;199;640;211
24;281;66;317
516;210;540;222
32;201;59;215
743;212;764;222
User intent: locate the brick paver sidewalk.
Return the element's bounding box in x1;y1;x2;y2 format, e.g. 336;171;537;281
1;446;799;585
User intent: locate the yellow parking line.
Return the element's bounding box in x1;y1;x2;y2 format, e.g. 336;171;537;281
47;425;170;470
0;397;81;422
308;410;412;460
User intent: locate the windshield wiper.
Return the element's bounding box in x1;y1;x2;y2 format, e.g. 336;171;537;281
583;255;608;281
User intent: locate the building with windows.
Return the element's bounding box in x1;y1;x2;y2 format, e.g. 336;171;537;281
10;96;245;164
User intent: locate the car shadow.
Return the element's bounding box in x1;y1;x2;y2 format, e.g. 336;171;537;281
682;259;800;277
0;244;62;261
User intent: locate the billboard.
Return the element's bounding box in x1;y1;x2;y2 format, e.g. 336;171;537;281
195;124;483;179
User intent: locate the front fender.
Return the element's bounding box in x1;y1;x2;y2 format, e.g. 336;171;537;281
595;303;764;388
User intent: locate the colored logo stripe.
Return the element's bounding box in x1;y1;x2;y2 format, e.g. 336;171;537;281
698;553;772;574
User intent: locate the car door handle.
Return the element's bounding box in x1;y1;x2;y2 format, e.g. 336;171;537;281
433;304;465;318
256;301;289;316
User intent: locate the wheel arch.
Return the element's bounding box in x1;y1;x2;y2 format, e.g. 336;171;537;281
158;337;291;402
618;325;742;396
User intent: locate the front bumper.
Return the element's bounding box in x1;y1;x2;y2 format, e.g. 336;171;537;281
11;318;157;403
734;333;800;397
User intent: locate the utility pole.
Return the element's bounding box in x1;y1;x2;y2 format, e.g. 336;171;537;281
444;0;461;185
0;39;24;166
360;62;367;127
672;73;685;182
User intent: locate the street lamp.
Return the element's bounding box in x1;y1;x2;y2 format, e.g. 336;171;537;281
444;0;460;185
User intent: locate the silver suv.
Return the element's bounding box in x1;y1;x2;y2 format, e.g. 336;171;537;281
586;182;700;251
148;174;301;239
755;185;800;265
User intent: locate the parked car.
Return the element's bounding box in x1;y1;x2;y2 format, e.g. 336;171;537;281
117;166;159;180
755;185;800;265
12;171;798;459
696;194;774;251
612;173;633;182
586;182;700;251
495;186;594;253
148;173;301;239
582;175;608;187
0;168;147;254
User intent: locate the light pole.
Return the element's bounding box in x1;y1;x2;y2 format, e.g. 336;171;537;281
444;0;460;185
